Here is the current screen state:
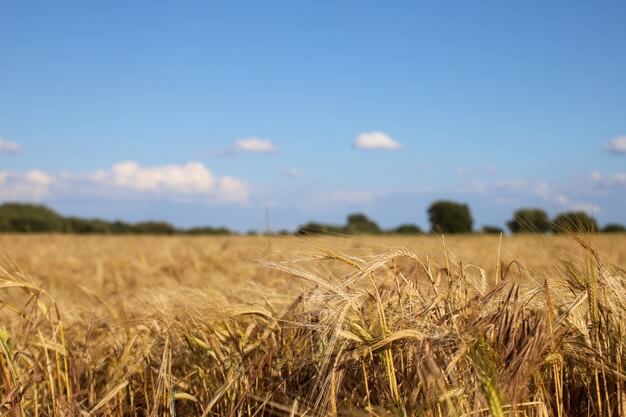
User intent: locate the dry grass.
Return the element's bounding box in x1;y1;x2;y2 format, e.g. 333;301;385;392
0;234;625;416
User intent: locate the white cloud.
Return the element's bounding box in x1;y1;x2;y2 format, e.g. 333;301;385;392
354;131;401;150
462;177;601;214
88;161;248;203
216;176;249;203
589;171;626;188
0;170;53;200
0;162;249;204
0;138;21;154
590;171;602;181
96;161;216;194
606;135;626;154
234;138;277;153
25;170;53;186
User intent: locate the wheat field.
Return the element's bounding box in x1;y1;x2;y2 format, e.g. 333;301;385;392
0;234;625;416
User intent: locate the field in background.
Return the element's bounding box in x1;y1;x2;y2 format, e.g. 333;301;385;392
2;234;625;306
0;234;625;416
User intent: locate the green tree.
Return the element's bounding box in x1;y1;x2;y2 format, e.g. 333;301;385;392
507;208;550;233
109;221;135;234
391;224;422;234
552;212;598;233
133;221;177;234
295;222;344;235
480;225;504;234
0;203;65;232
427;201;473;234
64;217;112;234
345;213;381;234
602;223;626;233
186;226;232;235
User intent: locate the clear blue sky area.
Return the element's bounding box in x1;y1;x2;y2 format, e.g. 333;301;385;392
1;1;625;231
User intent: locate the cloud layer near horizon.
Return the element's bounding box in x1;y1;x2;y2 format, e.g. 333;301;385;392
2;135;625;228
0;161;248;204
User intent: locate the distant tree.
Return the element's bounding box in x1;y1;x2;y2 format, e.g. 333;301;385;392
296;222;344;235
345;213;381;234
133;221;177;235
0;203;65;232
109;221;135;234
427;201;473;234
391;224;422;234
64;217;111;234
552;212;598;233
602;223;626;233
480;225;504;234
0;203;244;235
186;226;232;235
507;208;550;233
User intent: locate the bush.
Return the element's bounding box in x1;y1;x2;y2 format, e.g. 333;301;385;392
0;203;65;233
480;225;504;234
602;223;625;233
552;212;598;233
507;208;551;233
391;224;422;234
345;213;381;234
428;201;473;234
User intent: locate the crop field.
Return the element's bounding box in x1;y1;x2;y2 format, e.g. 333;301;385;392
0;234;625;417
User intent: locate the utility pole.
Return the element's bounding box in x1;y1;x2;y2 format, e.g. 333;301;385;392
265;206;272;235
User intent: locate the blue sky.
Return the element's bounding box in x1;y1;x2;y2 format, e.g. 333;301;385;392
1;1;625;231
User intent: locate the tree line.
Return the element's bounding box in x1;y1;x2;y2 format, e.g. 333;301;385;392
0;203;231;235
297;201;624;235
0;201;624;235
